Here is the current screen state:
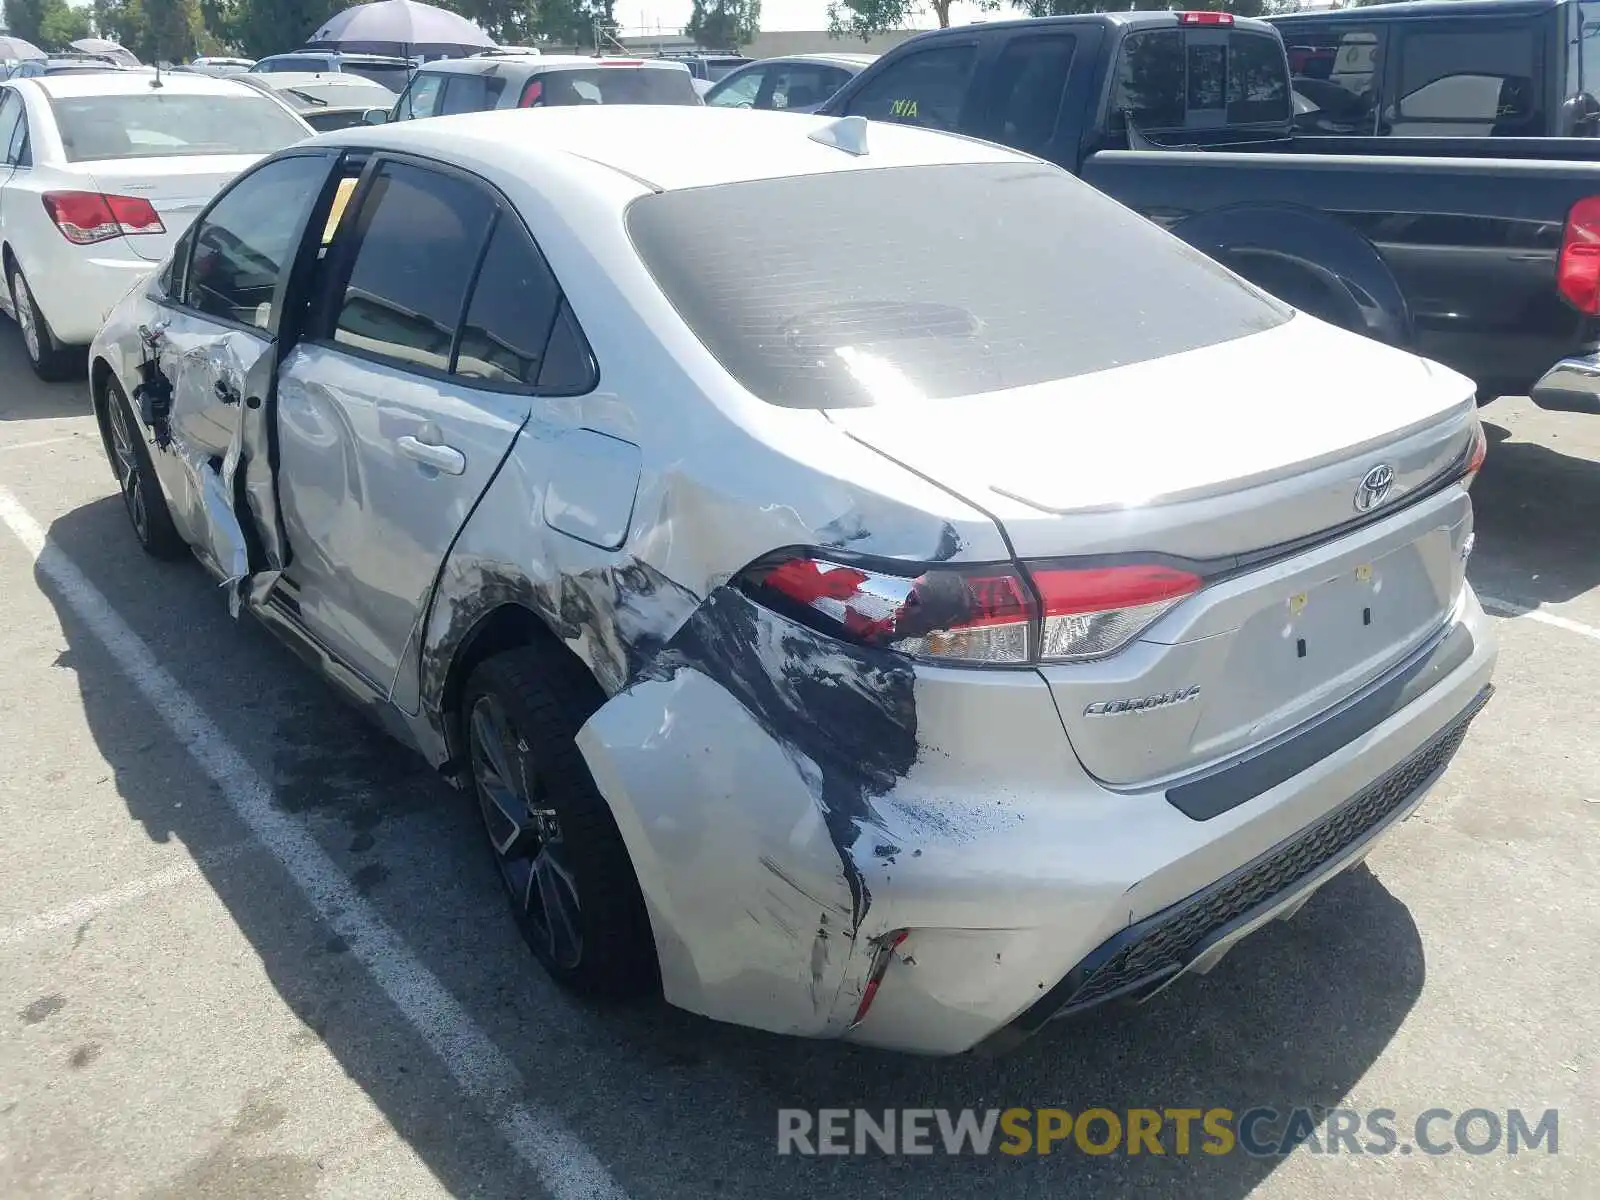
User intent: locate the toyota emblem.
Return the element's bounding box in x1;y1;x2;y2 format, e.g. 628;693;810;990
1354;464;1396;513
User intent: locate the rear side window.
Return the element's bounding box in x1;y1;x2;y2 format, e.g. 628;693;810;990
527;68;699;106
332;162;494;372
766;63;850;110
1391;26;1539;135
440;73;505;114
980;35;1077;156
843;44;977;130
454;216;564;386
1112;29;1290;130
1283;24;1383;135
626;162;1291;409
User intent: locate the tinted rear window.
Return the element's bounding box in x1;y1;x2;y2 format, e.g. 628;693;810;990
343;63;411;91
531;67;699;106
626;162;1291;409
1113;29;1290;130
258;58;328;73
53;94;310;161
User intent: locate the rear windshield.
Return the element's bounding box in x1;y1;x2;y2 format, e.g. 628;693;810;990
1112;28;1291;130
342;63;411;92
256;57;328;73
53;94;309;162
531;67;699;106
626;162;1292;409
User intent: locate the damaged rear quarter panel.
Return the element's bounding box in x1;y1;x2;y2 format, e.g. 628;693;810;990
411;338;1012;1033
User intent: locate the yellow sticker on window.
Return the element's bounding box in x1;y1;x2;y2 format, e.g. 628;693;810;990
1355;564;1373;583
889;98;919;119
322;176;358;246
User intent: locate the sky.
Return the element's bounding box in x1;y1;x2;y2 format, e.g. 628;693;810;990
613;0;995;37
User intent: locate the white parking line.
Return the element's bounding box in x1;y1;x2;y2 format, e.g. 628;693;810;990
0;436;78;454
0;841;253;949
1480;595;1600;644
0;485;629;1200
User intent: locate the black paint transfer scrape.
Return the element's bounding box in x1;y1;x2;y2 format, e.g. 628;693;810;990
639;587;919;931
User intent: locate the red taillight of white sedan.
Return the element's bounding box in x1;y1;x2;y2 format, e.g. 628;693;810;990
738;554;1203;666
41;190;166;245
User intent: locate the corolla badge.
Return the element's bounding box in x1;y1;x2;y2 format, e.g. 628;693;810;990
1354;464;1396;513
1084;685;1201;717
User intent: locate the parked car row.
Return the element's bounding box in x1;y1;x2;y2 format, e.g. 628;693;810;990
0;9;1577;1058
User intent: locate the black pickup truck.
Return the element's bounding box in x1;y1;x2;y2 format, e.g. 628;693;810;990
818;9;1600;413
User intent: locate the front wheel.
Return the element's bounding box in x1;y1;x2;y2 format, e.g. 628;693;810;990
462;647;658;999
100;377;185;559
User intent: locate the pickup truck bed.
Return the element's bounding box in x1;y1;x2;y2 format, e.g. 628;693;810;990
820;10;1600;410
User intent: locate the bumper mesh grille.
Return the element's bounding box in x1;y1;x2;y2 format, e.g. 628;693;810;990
1057;686;1492;1016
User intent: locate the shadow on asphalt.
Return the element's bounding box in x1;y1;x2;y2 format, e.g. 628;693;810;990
1470;419;1600;609
39;492;1428;1198
0;327;88;422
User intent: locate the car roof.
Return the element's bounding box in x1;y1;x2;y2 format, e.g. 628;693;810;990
259;50;410;65
416;54;690;76
746;53;876;68
1268;0;1562;21
310;105;1028;195
24;71;266;98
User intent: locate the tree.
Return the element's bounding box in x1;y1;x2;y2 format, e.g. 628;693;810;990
529;0;618;50
685;0;760;51
4;0;48;44
38;0;92;45
230;0;341;59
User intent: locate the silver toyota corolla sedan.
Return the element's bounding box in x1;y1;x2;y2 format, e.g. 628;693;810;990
90;106;1496;1056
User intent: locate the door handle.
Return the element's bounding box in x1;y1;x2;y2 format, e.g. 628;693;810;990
396;434;465;475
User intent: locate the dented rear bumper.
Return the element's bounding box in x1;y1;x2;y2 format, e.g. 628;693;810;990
576;588;1496;1057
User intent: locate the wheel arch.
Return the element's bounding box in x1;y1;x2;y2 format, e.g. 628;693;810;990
1169;203;1415;348
433;598;605;783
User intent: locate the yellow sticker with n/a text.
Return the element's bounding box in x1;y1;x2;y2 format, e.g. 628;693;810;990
1288;592;1308;616
1356;564;1373;583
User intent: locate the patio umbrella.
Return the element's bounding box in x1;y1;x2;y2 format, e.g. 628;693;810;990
0;36;45;61
70;38;141;67
304;0;494;59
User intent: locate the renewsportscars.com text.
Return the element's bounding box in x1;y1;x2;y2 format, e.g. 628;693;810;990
776;1107;1560;1158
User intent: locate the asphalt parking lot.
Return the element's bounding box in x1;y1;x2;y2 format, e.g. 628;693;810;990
0;323;1595;1200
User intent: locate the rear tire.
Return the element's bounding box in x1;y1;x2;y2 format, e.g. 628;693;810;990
9;263;80;382
462;646;658;999
100;376;185;560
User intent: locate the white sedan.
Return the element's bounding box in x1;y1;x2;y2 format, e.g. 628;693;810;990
0;69;312;379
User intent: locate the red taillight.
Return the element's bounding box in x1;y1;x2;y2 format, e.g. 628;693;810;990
738;554;1200;665
1178;10;1234;24
1558;196;1600;314
42;191;165;245
1031;564;1202;661
1463;420;1488;489
518;79;543;107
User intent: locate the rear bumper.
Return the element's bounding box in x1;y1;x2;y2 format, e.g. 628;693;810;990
1530;352;1600;415
27;248;155;346
977;679;1492;1053
580;588;1497;1057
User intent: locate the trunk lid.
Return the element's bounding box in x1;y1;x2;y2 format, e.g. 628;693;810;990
83;155;265;261
829;316;1481;786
